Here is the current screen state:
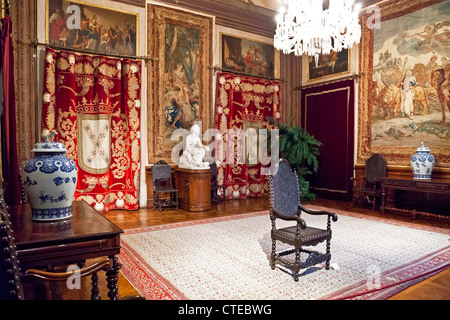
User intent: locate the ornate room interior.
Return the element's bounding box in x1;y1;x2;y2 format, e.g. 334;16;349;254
0;0;449;303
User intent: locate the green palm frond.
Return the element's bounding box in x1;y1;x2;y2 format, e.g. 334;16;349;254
267;117;322;201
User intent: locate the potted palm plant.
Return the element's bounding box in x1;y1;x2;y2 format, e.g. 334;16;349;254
267;117;321;201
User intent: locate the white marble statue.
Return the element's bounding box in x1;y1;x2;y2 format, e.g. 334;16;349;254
179;124;210;169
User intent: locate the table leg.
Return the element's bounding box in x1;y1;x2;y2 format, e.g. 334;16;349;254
106;255;122;300
91;272;101;300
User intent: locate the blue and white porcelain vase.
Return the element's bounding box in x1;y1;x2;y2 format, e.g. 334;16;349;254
22;130;77;221
410;142;435;180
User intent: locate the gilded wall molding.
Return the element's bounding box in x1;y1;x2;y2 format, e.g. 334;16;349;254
11;0;37;164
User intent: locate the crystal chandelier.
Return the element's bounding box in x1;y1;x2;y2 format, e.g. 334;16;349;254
274;0;362;65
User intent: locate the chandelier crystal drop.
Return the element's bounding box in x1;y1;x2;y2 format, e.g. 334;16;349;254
274;0;362;63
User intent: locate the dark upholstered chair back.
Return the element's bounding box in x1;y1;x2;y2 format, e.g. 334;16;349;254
152;160;173;190
269;159;300;218
210;162;218;185
365;154;387;184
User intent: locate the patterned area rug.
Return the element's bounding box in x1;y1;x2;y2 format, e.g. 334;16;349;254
120;205;450;300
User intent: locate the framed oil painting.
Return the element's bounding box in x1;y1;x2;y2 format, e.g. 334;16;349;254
358;0;450;167
147;5;213;164
220;33;275;79
307;49;350;81
46;0;138;56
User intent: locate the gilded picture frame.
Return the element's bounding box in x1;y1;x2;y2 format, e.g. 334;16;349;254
220;33;275;79
46;0;138;56
357;0;450;167
147;5;213;164
307;49;350;81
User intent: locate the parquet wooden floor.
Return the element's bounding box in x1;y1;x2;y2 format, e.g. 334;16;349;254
22;196;449;300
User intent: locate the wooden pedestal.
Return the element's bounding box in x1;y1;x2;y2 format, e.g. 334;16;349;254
175;168;211;212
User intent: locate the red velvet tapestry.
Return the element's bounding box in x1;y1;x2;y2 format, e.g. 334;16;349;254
41;48;141;212
300;79;355;201
0;16;21;205
215;72;281;199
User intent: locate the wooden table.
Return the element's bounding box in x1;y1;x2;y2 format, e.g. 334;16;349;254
8;201;124;300
175;168;211;211
380;177;450;223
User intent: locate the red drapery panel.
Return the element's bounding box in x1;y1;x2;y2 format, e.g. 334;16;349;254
300;79;355;201
0;16;21;205
215;72;281;199
41;48;141;212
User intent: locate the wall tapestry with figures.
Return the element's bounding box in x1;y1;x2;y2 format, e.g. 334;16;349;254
147;5;213;164
215;72;281;199
358;0;450;167
41;48;142;213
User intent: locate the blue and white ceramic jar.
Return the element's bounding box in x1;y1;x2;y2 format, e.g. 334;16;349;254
22;130;77;221
410;142;435;180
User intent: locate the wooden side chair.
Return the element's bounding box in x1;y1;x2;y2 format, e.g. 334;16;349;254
351;153;387;211
151;160;179;211
267;158;338;281
210;162;226;204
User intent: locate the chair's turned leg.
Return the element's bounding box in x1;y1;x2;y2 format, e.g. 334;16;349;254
325;239;331;270
271;239;276;270
294;249;300;281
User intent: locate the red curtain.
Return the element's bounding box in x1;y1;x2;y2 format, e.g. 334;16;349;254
0;16;21;205
301;79;355;201
41;48;141;212
215;72;281;199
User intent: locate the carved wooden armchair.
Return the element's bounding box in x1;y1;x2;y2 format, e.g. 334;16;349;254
152;160;179;211
210;162;226;204
351;153;387;211
267;159;338;281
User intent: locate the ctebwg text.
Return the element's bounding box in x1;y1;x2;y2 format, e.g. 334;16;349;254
178;304;272;317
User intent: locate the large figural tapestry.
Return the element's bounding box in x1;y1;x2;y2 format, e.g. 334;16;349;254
358;0;450;167
41;48;141;212
147;5;213;164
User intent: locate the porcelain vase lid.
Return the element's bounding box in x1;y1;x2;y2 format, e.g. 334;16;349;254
31;129;67;153
415;141;430;153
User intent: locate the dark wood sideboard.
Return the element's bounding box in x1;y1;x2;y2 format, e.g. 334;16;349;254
8;201;124;299
381;177;450;223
